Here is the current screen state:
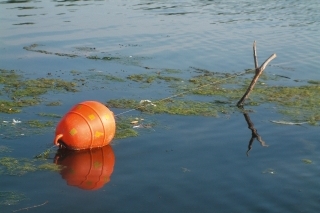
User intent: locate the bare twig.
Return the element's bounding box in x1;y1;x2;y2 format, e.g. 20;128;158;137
253;40;258;70
237;41;276;107
12;201;48;212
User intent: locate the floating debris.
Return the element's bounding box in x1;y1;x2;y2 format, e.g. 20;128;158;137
12;119;21;124
181;167;191;172
302;159;312;164
130;120;139;124
262;168;276;175
140;100;157;107
270;120;308;125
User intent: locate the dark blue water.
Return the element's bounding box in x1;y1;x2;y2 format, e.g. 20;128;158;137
1;0;320;212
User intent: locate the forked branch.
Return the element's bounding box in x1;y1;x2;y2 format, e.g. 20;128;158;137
237;41;276;107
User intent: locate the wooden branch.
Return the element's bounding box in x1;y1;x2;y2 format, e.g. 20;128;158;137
260;53;276;72
237;41;276;107
253;41;258;70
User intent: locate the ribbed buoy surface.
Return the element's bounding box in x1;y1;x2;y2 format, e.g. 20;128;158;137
54;101;116;150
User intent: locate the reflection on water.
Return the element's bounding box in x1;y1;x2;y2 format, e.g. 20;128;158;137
54;145;115;190
242;111;268;156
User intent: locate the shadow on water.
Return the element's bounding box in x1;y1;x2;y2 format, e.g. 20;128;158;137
54;145;115;190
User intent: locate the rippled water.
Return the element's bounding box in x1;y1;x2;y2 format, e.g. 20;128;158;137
1;0;320;212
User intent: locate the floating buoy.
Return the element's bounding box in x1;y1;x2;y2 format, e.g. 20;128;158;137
54;145;115;190
54;101;116;150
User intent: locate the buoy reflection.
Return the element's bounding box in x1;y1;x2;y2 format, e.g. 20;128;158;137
54;145;115;190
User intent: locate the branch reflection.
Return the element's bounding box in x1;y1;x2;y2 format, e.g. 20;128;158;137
243;111;268;156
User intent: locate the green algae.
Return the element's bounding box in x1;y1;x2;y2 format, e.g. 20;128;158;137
37;163;62;171
0;146;12;153
88;72;125;82
127;74;156;83
108;99;225;117
102;56;121;61
127;73;183;84
113;115;158;139
163;68;182;74
251;85;320;122
46;101;62;106
0;191;26;206
2;64;317;125
24;43;150;67
23;44;78;58
37;113;62;118
107;69;320;124
302;159;312;164
2;54;320;127
307;80;320;85
0;157;37;176
27;120;54;128
0;156;62;176
86;55;100;60
115;128;139;139
0;118;59;139
0;69;78;113
114;116;139;139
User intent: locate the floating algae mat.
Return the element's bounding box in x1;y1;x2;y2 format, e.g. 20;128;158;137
0;118;59;139
2;61;320;127
0;156;62;176
108;68;320;124
23;43;149;67
114;116;157;139
0;191;26;206
108;99;224;117
0;69;78;114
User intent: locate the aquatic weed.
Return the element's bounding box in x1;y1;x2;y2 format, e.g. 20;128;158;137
0;191;26;206
0;69;78;113
107;99;223;116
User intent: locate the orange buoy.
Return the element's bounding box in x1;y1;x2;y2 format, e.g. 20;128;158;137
54;145;115;190
54;101;116;150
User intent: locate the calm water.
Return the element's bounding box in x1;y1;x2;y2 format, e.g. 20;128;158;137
1;0;320;212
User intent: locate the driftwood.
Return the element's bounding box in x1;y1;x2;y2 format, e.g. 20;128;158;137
237;41;276;107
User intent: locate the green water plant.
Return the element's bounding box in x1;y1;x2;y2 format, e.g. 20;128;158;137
0;69;78;113
127;73;182;84
107;99;226;117
114;116;139;139
302;159;312;164
37;113;62;118
0;191;26;206
0;156;62;176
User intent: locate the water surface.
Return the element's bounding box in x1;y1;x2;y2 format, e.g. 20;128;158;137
1;1;320;212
